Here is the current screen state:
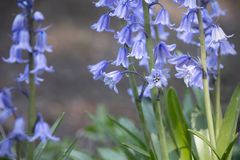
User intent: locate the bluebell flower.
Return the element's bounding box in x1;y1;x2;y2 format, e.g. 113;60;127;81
175;64;203;89
30;53;54;74
34;28;53;53
219;40;236;55
33;11;45;22
145;68;170;90
210;0;225;17
128;32;149;60
91;14;114;32
8;118;29;141
176;9;197;33
182;0;197;9
12;13;26;32
156;24;169;40
31;113;59;143
16;29;32;52
88;60;110;80
110;1;130;19
153;8;174;27
3;45;28;63
210;25;233;43
144;0;157;4
103;70;124;93
0;88;15;124
177;31;198;45
154;41;176;65
168;53;196;67
17;64;44;85
0;139;14;159
206;53;223;78
112;46;129;68
127;85;151;99
94;0;116;8
17;0;34;10
115;25;133;46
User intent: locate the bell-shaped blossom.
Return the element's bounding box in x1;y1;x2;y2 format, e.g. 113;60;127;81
3;45;28;63
34;29;53;53
12;13;26;32
0;89;15;124
91;14;114;32
88;60;110;80
115;25;133;46
154;41;176;65
153;8;174;27
103;70;123;93
168;53;196;67
112;46;129;68
0;139;14;159
176;9;197;33
206;53;223;77
16;29;32;52
17;0;34;10
8;118;29;141
177;31;198;45
182;0;197;9
31;113;59;143
175;64;203;89
157;24;169;40
210;25;233;43
128;32;149;60
145;68;170;90
33;11;45;22
30;53;54;74
219;40;236;55
17;64;44;85
210;0;225;17
110;2;130;19
94;0;116;8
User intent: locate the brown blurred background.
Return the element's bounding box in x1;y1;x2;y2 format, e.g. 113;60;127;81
0;0;239;137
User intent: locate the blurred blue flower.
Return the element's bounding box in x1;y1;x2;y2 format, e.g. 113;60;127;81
31;113;59;143
182;0;197;9
176;9;197;33
104;70;124;93
153;8;174;27
8;118;29;141
17;0;34;10
16;29;32;52
110;2;130;19
115;25;133;46
12;13;26;32
91;14;114;32
34;28;53;53
112;46;129;68
0;89;15;124
88;60;110;80
145;68;170;90
30;53;54;74
33;11;45;22
94;0;116;8
168;53;196;67
210;0;225;17
0;139;14;159
2;45;28;63
154;41;176;65
219;40;236;55
210;25;233;43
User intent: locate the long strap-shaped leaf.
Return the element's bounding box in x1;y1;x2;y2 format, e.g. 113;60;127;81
166;88;192;160
217;85;240;157
122;143;150;158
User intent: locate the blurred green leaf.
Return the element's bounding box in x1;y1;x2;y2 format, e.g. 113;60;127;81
166;88;192;160
122;143;150;158
70;150;94;160
217;85;240;157
34;112;65;160
98;148;127;160
188;129;220;160
57;139;77;160
221;134;239;160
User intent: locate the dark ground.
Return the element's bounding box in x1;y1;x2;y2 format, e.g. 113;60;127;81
0;0;239;137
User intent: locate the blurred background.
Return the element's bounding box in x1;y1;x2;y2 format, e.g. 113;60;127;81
0;0;239;137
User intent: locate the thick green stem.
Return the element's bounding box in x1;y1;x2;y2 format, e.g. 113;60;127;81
27;10;36;160
197;6;216;153
215;54;222;138
143;2;169;160
127;64;156;160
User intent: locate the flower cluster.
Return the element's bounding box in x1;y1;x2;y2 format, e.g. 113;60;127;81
89;0;236;95
3;0;53;85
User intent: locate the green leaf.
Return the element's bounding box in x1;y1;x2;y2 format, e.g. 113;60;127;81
98;148;127;160
221;134;239;160
108;116;145;148
57;139;77;160
34;112;65;160
166;88;192;160
70;150;94;160
122;143;150;157
217;85;240;157
188;129;221;160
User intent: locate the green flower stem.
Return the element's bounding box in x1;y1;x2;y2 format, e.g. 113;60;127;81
27;11;36;160
196;6;217;154
143;2;169;160
127;63;157;160
215;54;222;138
